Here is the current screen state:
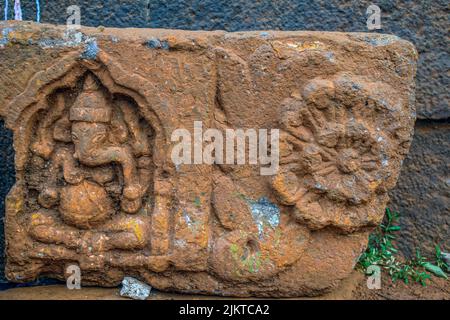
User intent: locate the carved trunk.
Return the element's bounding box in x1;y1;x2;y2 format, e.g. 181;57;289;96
0;22;417;297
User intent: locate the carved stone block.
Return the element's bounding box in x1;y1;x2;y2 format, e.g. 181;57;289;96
0;22;417;297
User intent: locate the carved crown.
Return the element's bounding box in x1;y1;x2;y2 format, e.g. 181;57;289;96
69;74;112;123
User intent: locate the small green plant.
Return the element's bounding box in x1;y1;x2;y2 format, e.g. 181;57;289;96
357;208;448;286
433;244;449;273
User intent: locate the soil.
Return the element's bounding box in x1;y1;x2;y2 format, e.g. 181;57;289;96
0;271;448;300
352;272;450;300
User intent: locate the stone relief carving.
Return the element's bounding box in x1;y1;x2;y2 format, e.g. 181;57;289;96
22;72;159;275
272;74;414;232
28;72;154;254
0;23;417;297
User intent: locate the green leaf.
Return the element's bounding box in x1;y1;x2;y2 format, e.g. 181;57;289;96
435;245;441;257
386;208;392;221
423;262;448;279
387;226;401;232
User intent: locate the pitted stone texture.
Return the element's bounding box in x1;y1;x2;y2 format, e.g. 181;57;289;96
388;121;450;258
0;22;416;297
2;0;444;119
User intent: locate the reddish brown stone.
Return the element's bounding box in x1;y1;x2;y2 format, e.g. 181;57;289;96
0;21;417;297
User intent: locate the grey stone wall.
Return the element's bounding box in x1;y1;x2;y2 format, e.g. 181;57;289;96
389;120;449;258
0;0;448;285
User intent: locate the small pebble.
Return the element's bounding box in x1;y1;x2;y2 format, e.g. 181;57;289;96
119;277;152;300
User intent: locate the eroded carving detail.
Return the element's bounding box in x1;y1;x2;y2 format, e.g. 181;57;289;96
273;74;414;232
25;72;156;269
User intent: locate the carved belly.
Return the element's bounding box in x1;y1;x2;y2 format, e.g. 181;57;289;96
59;180;113;229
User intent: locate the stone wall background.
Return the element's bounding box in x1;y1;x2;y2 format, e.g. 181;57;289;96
0;0;448;285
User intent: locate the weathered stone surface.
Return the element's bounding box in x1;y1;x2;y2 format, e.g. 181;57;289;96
0;22;416;297
0;0;448;287
388;121;450;258
3;0;445;119
0;3;448;285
